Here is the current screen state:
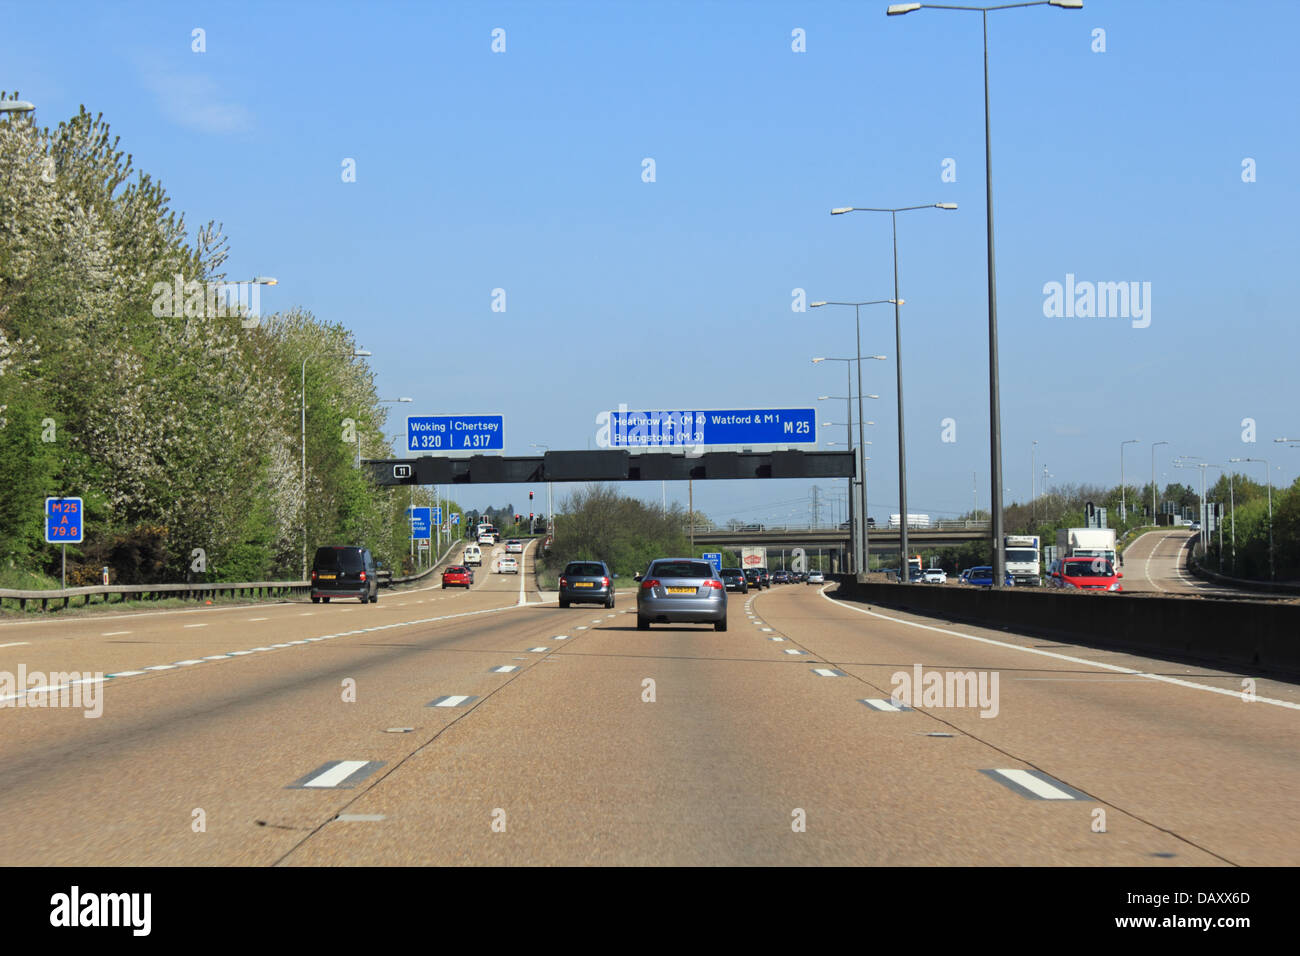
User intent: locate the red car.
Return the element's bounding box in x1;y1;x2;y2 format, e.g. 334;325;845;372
1049;556;1123;592
442;565;473;589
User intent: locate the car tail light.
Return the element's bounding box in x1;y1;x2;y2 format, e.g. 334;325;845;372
703;579;723;590
311;571;317;581
359;571;367;582
559;577;567;587
601;576;609;587
641;579;659;589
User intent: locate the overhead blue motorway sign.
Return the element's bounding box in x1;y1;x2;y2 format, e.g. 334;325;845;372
702;552;722;575
45;497;84;544
604;408;816;448
407;414;504;452
407;507;432;540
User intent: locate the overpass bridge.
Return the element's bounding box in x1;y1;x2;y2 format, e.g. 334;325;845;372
693;522;990;553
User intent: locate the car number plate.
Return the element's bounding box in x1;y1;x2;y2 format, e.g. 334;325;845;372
318;574;336;580
574;582;594;587
666;586;694;594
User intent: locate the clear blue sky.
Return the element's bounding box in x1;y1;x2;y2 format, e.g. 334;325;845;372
5;0;1298;525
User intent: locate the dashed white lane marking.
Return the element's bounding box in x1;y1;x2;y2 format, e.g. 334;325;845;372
819;588;1300;711
982;768;1088;800
428;695;477;707
576;626;587;631
71;597;541;693
183;623;207;629
336;814;386;822
247;618;268;622
100;632;131;637
291;760;384;789
490;666;520;673
553;635;569;640
812;668;845;677
783;649;807;655
761;627;774;632
299;613;313;616
861;698;911;712
768;637;786;642
527;647;549;653
0;641;31;648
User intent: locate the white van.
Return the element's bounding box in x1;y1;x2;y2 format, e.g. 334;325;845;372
462;544;482;566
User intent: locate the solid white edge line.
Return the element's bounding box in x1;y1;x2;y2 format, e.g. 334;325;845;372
818;586;1300;711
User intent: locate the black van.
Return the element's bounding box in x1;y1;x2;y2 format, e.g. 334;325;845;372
311;546;379;604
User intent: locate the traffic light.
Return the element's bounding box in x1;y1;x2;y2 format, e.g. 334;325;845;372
529;491;534;500
529;512;534;520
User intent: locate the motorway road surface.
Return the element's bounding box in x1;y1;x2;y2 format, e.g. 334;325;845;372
1120;529;1247;597
1;545;1297;866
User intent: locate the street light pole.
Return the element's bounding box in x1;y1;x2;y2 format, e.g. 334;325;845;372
1151;441;1169;525
812;300;895;574
827;206;954;580
1120;439;1139;524
301;346;371;579
1230;457;1274;580
887;0;1080;586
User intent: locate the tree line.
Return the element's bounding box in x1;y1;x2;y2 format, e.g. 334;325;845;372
0;97;411;586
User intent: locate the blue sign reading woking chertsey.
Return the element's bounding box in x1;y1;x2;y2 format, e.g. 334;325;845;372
407;415;504;452
605;408;816;447
407;507;432;540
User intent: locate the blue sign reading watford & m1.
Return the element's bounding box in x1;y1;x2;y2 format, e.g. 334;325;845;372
605;408;815;447
407;415;504;452
45;497;84;544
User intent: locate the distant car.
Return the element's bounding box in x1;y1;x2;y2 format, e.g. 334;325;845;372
755;567;771;589
807;570;825;585
772;570;790;584
478;532;494;545
966;566;1014;588
498;556;519;574
866;517;876;529
958;568;972;584
506;539;523;554
635;558;728;631
1050;556;1123;592
311;546;379;604
922;568;947;584
559;560;614;608
739;523;765;532
721;568;749;593
908;567;925;583
442;565;473;589
743;568;762;590
1190;522;1201;532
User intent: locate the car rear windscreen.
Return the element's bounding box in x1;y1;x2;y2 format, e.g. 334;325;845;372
1064;560;1114;577
565;563;605;577
314;547;364;571
651;561;714;579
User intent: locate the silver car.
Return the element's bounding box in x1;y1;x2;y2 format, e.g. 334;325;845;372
635;558;728;631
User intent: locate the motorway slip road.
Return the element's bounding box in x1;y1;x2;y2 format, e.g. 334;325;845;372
0;552;1296;866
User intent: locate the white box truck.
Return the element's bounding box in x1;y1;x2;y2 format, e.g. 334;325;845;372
1055;528;1117;569
1003;535;1041;587
741;546;767;569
